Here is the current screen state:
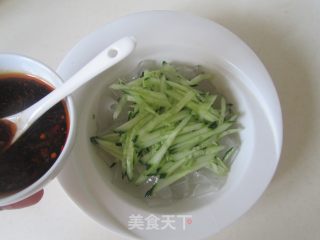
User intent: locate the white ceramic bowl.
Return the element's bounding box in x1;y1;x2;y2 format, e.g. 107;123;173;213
0;53;76;206
57;11;282;240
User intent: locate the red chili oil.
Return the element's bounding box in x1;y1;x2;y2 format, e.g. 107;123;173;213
0;73;69;194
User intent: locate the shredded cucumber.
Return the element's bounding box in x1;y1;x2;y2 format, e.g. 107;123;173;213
91;62;240;197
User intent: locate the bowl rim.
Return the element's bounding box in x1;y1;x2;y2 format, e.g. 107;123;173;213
57;10;283;240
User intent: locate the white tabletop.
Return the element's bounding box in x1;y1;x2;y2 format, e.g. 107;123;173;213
1;0;320;239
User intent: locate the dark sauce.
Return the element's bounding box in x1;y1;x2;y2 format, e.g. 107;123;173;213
0;73;69;194
0;119;16;153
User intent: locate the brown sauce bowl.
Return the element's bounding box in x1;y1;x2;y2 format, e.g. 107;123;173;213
0;53;76;206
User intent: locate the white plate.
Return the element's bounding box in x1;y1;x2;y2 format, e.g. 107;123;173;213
57;11;282;240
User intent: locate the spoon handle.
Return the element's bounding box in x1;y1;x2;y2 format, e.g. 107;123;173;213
20;36;136;132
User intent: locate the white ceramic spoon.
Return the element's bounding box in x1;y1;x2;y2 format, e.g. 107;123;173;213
0;36;136;147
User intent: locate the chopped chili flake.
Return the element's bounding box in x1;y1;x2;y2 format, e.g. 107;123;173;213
39;133;46;140
50;152;57;159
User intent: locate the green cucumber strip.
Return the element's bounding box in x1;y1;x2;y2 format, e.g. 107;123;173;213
160;157;191;177
222;147;237;166
96;133;120;143
127;77;144;86
160;75;166;93
140;144;161;163
158;110;190;127
127;77;160;88
189;73;212;85
134;114;154;132
136;127;172;148
166;81;201;101
125;130;135;180
169;123;233;152
126;94;157;115
91;137;122;160
111;85;170;105
173;127;210;145
170;145;225;162
218;128;240;139
206;156;229;176
219;97;226;124
161;145;224;176
143;69;162;79
208;108;220;119
210;122;234;134
196;135;218;149
166;90;218;122
122;133;129;174
204;95;217;110
228;114;238;122
179;122;205;135
115;111;148;132
149;155;213;195
161;63;186;83
113;95;127;120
